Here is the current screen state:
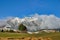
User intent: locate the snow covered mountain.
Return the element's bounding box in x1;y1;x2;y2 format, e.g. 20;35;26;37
0;14;60;32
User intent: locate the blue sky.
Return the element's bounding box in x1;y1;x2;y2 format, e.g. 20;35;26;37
0;0;60;18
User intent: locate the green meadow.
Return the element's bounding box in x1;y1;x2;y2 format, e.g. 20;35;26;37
0;32;60;40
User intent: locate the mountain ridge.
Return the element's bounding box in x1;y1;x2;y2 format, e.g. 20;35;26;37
0;14;60;32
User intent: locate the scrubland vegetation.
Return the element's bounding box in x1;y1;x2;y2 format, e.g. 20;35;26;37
0;32;60;40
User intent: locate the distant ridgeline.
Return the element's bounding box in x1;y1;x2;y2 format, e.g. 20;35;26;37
0;14;60;34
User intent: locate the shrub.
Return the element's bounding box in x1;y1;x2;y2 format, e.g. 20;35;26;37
9;30;14;32
1;29;4;32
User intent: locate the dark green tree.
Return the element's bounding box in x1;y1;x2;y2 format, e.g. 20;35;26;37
18;24;27;31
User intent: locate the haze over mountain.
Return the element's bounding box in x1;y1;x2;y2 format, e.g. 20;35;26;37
0;14;60;32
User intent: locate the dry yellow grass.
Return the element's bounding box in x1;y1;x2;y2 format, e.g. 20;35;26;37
0;37;52;40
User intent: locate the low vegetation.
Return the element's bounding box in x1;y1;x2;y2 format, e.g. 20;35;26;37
0;32;60;40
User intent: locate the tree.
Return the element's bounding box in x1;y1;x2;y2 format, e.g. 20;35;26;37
18;24;27;31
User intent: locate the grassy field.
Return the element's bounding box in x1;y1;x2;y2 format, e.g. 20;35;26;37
0;32;60;40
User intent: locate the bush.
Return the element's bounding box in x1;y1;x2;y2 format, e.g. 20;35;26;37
1;29;4;32
9;30;14;32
